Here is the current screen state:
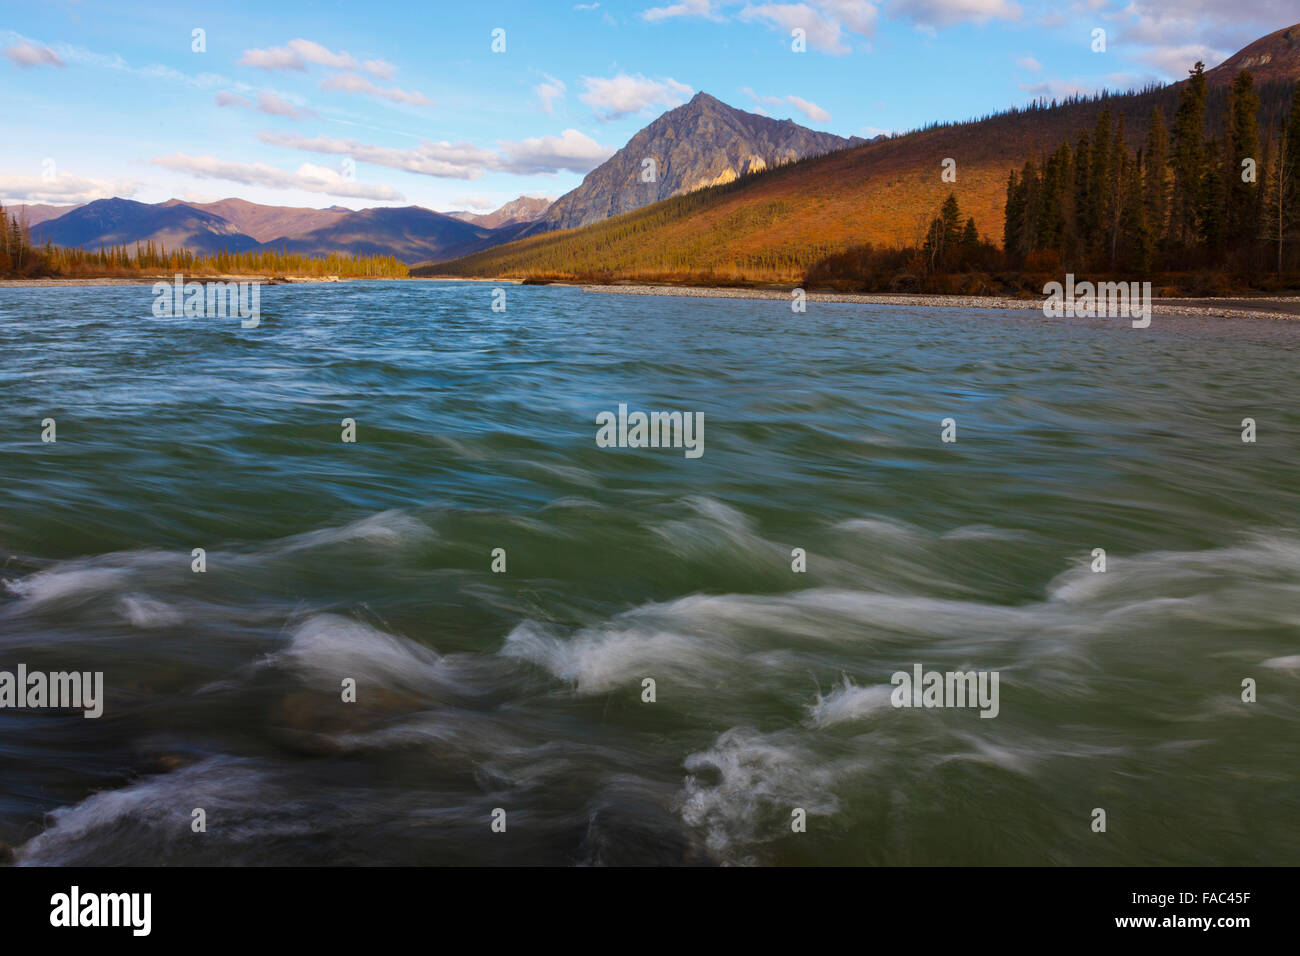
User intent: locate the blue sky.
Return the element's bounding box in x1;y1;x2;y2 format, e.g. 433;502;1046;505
3;0;1295;213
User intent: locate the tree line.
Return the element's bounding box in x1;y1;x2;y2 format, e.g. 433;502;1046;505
1003;67;1300;275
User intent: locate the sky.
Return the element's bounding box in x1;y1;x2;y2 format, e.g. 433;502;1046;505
2;0;1296;213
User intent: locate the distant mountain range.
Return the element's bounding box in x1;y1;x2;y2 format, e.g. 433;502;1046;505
15;94;859;264
20;194;555;264
33;198;263;255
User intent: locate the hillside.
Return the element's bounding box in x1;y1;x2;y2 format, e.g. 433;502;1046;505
268;206;500;263
166;198;351;242
1205;23;1300;86
418;54;1300;284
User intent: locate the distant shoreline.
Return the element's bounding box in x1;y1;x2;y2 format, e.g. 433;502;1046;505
4;275;1298;321
0;275;519;288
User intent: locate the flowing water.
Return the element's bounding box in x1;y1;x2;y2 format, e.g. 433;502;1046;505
0;280;1297;865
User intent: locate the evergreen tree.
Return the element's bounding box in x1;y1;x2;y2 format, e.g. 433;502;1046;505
1107;115;1128;266
1119;148;1152;271
1143;107;1170;245
1086;109;1113;261
1171;62;1208;246
1003;169;1023;263
1200;134;1228;251
939;193;962;253
1036;143;1071;254
1225;70;1262;250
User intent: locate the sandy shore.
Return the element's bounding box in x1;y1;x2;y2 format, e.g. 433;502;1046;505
578;284;1300;321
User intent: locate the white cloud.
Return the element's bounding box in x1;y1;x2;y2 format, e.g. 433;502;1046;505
236;39;398;79
736;3;867;55
0;32;236;90
320;72;434;107
151;153;403;200
239;38;357;71
821;0;881;36
1137;43;1225;78
496;129;618;174
2;42;64;68
535;74;567;114
579;73;693;120
1107;0;1281;54
1062;1;1283;81
742;88;831;123
0;173;136;204
643;0;720;21
257;91;317;120
785;94;831;123
889;0;1020;29
363;58;396;79
285;38;356;69
681;0;1034;50
1016;54;1041;71
259;131;498;179
214;91;253;108
214;90;316;120
260;128;615;179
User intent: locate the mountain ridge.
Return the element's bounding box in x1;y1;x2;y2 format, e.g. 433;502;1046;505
531;91;861;233
23;195;550;264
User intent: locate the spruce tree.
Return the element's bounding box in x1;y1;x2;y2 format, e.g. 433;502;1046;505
1086;109;1113;262
1226;70;1262;251
1143;107;1170;247
1003;169;1023;261
1171;62;1208;246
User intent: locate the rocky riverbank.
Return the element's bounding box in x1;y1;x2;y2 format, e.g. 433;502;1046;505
578;284;1300;320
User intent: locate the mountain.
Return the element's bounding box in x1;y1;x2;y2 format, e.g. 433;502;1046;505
268;206;500;263
533;92;861;232
1205;23;1300;86
26;198;504;264
31;198;261;254
447;196;553;229
418;25;1300;284
163;198;351;242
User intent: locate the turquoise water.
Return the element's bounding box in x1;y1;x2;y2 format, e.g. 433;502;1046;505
0;280;1297;865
